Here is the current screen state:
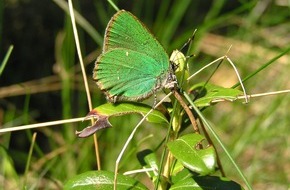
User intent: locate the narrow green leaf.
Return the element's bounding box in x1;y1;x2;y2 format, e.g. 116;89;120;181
0;146;19;184
91;102;168;125
63;170;148;190
0;45;13;76
232;45;290;88
167;134;216;175
189;82;243;107
77;102;168;137
53;0;103;45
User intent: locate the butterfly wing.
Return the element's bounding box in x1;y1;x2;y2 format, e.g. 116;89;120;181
94;10;171;102
94;49;169;102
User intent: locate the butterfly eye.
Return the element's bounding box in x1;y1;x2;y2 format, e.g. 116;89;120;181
170;60;179;72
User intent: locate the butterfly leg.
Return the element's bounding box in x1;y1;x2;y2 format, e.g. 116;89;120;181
153;92;157;108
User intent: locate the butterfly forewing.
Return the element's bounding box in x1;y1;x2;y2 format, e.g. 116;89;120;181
103;10;169;69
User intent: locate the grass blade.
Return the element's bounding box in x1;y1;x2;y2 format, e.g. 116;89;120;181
183;92;253;190
0;45;13;76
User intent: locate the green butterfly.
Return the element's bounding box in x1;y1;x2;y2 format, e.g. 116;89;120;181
93;10;177;102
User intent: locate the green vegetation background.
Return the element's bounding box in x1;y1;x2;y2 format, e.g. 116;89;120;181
1;0;289;189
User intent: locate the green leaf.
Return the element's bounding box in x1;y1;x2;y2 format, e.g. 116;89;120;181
170;168;193;184
137;149;159;179
171;160;186;177
189;82;243;107
170;176;243;190
63;170;148;190
167;134;216;175
170;177;201;190
91;102;168;124
77;102;168;137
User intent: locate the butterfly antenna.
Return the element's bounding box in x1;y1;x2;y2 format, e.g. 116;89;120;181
180;29;197;53
186;54;195;59
170;29;197;74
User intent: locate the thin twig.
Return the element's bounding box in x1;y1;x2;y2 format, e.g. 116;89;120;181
172;90;199;133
